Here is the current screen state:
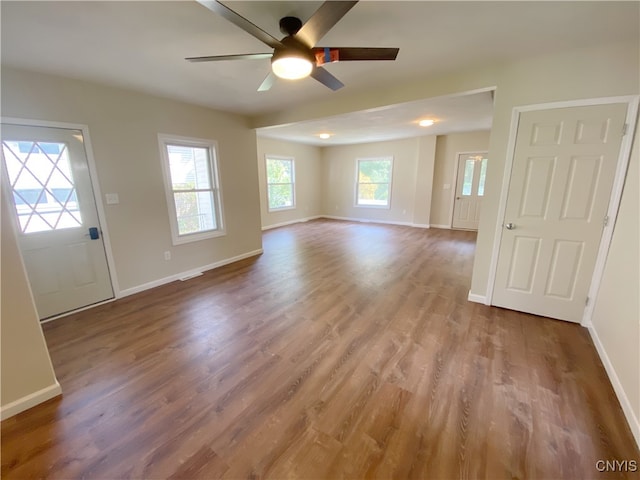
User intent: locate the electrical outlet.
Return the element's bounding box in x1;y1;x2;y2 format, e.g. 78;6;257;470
164;251;171;261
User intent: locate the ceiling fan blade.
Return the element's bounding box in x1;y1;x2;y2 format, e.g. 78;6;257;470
197;1;284;49
258;72;277;92
186;53;273;63
313;47;399;63
296;1;358;47
310;67;344;91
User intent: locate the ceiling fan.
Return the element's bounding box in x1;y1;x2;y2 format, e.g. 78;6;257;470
186;0;399;91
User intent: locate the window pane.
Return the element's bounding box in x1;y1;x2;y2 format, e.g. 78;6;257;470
478;158;488;196
167;145;211;191
358;183;389;206
2;140;82;233
359;159;391;183
268;184;293;209
267;159;292;183
462;159;475;196
173;191;216;235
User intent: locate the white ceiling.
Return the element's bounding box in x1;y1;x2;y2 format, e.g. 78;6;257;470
2;1;638;145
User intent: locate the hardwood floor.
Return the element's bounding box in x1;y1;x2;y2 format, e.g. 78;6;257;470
2;219;638;479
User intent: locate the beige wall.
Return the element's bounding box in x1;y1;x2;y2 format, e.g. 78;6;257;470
1;68;263;293
471;41;639;297
591;126;639;439
430;131;491;227
1;194;60;412
322;136;436;226
256;137;323;229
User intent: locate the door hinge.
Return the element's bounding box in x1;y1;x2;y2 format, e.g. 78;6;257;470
585;296;590;306
622;123;628;136
603;215;610;227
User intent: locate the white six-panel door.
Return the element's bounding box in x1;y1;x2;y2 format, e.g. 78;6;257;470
1;124;114;319
492;103;628;322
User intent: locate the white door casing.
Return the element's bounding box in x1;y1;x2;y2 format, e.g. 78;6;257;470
1;124;114;319
491;102;629;323
452;152;487;230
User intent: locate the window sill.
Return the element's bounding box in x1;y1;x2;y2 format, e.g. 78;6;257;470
268;206;296;213
171;229;226;246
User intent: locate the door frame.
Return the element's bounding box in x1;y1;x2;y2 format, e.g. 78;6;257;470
484;96;639;325
449;150;489;229
1;117;119;319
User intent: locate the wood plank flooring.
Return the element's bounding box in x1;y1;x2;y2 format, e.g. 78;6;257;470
2;219;638;479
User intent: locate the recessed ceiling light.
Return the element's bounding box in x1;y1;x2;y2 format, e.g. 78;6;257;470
319;133;332;139
419;119;435;127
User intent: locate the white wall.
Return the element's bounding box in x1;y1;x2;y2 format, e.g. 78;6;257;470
590;127;639;444
1;192;60;417
322;136;436;227
430;131;491;227
1;68;263;294
256;137;323;229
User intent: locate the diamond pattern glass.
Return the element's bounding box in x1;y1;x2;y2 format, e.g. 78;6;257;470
2;140;82;233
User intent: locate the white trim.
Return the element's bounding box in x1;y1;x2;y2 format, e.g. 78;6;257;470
118;249;263;298
324;215;414;228
0;116;120;298
449;150;489;229
0;382;62;420
265;154;296;212
582;96;639;325
354;156;394;209
40;298;116;324
485;96;639;308
262;215;322;231
467;292;488;304
412;223;430;229
430;224;452;230
587;324;640;448
157;133;226;246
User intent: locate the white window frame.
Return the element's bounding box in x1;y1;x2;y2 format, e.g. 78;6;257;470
158;133;225;245
355;156;394;209
265;155;296;212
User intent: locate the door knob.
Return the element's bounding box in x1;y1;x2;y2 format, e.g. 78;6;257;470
505;223;516;230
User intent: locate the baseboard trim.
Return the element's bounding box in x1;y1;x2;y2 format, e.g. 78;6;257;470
118;249;263;298
467;292;488;305
262;215;322;231
0;382;62;420
587;324;640;448
430;224;451;229
323;215;428;229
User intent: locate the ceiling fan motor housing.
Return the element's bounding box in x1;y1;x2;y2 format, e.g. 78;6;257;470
272;36;316;66
279;16;303;36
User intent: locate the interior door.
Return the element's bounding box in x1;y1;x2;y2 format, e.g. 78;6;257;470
492;102;628;322
1;124;114;319
452;152;487;230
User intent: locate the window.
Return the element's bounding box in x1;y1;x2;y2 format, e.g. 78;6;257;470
356;157;393;207
265;156;295;211
158;134;224;245
2;139;82;233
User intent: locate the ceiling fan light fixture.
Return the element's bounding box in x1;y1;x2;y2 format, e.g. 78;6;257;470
272;56;313;79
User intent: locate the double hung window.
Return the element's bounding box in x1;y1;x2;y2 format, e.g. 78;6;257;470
266;156;295;211
158;134;224;245
356;157;393;208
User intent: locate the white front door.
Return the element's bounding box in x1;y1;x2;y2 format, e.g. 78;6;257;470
452;152;487;230
1;124;114;319
492;102;628;322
